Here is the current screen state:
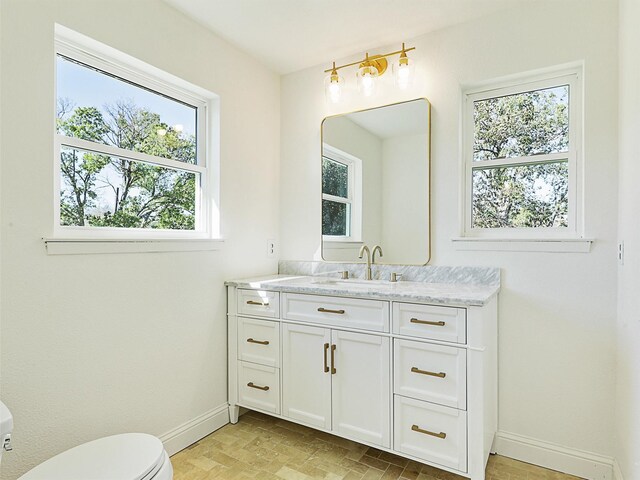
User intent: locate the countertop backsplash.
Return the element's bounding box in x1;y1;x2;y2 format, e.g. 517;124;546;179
278;260;500;287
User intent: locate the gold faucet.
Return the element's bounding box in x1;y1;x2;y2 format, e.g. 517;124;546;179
372;245;383;264
358;245;372;280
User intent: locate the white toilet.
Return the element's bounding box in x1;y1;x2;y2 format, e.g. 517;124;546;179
0;401;173;480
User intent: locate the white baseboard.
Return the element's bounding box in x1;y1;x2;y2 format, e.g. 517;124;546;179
159;403;229;456
494;431;614;480
613;459;625;480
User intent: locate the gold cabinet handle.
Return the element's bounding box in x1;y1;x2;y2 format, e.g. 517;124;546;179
323;343;330;373
247;338;269;345
411;424;446;439
318;307;345;314
411;367;446;378
247;300;270;306
330;344;336;374
410;317;445;326
247;382;270;391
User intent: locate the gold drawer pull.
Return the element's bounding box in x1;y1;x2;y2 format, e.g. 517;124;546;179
318;307;345;314
411;425;446;439
247;382;270;391
323;343;330;373
247;300;270;306
410;317;445;326
331;344;337;374
411;367;446;378
247;338;269;345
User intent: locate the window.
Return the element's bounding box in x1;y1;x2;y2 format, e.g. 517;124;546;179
54;39;214;239
321;145;362;241
462;69;582;238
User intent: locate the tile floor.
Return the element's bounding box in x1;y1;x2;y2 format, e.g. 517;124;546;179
171;411;583;480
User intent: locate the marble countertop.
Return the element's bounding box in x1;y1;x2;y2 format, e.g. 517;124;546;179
225;274;499;307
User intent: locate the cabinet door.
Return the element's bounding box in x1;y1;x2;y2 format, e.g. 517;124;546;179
282;323;332;429
331;330;390;448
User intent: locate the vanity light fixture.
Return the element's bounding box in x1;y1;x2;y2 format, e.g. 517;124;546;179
324;43;416;102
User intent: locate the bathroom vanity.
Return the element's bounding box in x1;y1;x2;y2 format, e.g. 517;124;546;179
226;263;499;480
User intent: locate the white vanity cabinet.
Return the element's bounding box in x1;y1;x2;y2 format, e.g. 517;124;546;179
281;323;390;447
227;282;498;480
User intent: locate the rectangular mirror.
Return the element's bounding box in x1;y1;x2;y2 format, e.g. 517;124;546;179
321;98;431;265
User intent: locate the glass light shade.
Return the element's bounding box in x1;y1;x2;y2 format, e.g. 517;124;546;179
357;64;379;97
324;72;344;104
393;56;415;89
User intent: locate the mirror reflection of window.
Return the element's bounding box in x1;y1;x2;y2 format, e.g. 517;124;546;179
322;157;350;236
321;145;362;241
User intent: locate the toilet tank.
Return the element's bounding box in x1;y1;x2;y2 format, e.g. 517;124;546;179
0;401;14;463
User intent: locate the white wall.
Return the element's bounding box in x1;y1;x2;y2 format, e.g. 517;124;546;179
381;134;429;264
280;0;618;469
616;0;640;478
0;1;280;479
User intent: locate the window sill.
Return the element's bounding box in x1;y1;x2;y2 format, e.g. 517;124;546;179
322;240;364;250
43;237;224;255
451;237;593;253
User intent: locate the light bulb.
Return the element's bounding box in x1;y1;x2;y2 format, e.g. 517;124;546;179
393;45;415;89
328;82;341;103
396;64;411;88
357;62;378;97
361;73;375;96
324;63;344;104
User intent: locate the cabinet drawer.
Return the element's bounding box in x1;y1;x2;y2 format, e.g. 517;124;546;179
238;361;280;414
237;289;280;318
282;293;389;332
394;395;467;472
394;339;466;409
393;303;466;344
238;317;280;367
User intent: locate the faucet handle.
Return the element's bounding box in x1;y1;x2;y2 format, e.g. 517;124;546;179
390;272;403;283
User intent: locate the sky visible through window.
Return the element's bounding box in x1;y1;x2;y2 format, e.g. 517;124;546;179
56;55;196;137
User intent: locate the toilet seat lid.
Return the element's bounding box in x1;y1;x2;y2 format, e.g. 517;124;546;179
19;433;165;480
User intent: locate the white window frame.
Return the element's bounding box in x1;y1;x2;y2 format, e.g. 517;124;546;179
461;67;584;239
53;30;219;240
322;144;363;243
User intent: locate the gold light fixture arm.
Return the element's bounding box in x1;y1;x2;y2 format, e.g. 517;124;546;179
324;45;416;73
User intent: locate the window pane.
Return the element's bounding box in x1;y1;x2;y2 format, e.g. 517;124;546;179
322;200;350;236
56;55;197;164
472;161;568;228
473;85;569;161
60;146;196;230
322;157;348;198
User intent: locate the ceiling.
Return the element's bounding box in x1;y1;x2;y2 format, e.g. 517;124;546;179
163;0;539;74
345;100;429;139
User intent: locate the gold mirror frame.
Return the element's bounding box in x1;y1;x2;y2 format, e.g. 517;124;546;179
320;98;432;266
